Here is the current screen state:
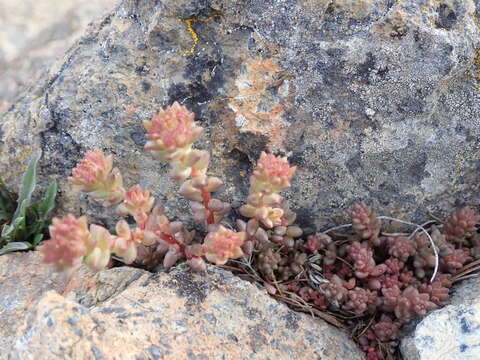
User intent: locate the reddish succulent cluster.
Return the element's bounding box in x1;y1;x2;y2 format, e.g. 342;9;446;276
249;204;477;359
347;202;381;246
443;206;479;243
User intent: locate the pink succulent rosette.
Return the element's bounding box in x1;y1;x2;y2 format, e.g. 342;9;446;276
251;152;296;193
117;185;155;224
69;149;125;205
40;215;90;270
144;101;204;161
69;150;113;189
202;226;245;265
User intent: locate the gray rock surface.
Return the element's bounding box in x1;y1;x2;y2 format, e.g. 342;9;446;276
0;0;117;112
400;276;480;360
1;0;480;231
0;251;68;353
1;252;364;360
0;251;142;355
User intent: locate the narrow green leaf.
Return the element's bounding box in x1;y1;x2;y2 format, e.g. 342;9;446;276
39;180;57;219
18;198;28;218
1;199;28;241
12;152;41;220
1;217;23;239
1;223;13;238
0;242;31;255
32;233;44;247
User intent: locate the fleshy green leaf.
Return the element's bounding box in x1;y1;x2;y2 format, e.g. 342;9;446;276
39;180;57;219
12;153;41;220
1;199;28;241
1;216;23;238
0;242;31;255
32;233;44;247
1;223;12;238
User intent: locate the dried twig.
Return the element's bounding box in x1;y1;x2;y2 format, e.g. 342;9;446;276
322;223;353;234
452;259;480;283
427;211;444;224
355;313;376;339
272;292;347;328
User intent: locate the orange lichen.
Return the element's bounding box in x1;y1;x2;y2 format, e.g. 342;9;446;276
229;57;290;149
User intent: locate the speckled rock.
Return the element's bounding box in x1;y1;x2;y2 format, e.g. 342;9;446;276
1;0;480;231
0;0;117;112
0;251;69;353
400;276;480;360
8;261;364;360
0;251;146;355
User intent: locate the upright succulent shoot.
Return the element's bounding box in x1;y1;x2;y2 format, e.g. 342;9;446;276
240;152;296;229
144;102;230;227
143;101;205;178
41;103;250;272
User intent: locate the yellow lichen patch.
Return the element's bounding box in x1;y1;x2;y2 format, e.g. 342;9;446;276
329;0;379;19
229;57;291;150
466;48;480;89
178;14;221;55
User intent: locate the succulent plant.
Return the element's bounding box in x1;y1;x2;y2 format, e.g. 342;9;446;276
36;102;480;360
239;152;296;229
40;103;299;274
347;202;381;246
443;207;479;243
347;241;386;279
372;314;400;342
